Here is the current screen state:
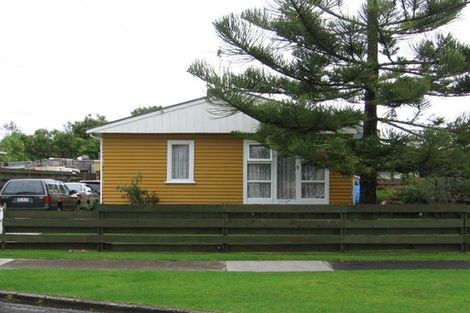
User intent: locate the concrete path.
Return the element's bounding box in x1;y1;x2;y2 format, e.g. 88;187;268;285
1;258;470;272
0;259;333;272
0;302;89;313
225;261;333;272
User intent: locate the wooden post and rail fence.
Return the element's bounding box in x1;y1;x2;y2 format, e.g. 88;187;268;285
0;204;469;252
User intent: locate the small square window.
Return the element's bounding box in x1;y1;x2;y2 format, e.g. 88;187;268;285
166;140;195;184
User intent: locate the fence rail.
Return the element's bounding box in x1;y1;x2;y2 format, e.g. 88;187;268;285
0;204;469;252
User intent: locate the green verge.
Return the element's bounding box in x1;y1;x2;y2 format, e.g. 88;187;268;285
1;249;470;261
0;269;468;313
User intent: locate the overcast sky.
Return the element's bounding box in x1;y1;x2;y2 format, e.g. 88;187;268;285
0;0;469;136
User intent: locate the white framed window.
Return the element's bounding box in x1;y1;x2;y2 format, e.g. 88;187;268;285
166;140;195;184
246;143;272;200
244;140;329;204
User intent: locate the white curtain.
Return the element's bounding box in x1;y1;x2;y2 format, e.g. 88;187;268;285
247;163;271;198
172;144;189;179
248;183;271;198
301;163;325;198
302;183;325;198
249;145;270;159
247;164;271;180
277;156;296;199
302;163;325;180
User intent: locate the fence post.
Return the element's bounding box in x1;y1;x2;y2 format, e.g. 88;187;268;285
0;204;4;250
97;209;104;252
462;210;467;253
340;211;345;253
222;204;228;253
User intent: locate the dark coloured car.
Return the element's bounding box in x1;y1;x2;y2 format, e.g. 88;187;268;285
0;179;78;211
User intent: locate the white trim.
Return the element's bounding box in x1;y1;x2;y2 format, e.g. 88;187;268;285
87;97;260;135
99;137;103;204
243;140;329;205
166;140;195;184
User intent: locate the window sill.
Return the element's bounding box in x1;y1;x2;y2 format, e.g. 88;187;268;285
165;180;196;185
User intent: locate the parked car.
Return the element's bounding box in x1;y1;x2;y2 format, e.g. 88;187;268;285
0;179;78;211
65;182;99;205
79;180;100;195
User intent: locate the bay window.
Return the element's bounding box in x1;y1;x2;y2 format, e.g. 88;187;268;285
244;141;329;204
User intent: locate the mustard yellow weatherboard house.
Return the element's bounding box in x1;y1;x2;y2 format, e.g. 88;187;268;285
87;97;356;205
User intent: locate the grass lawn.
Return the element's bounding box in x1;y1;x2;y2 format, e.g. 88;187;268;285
0;269;469;313
1;249;470;261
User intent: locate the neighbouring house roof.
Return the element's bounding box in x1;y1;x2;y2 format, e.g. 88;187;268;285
87;97;260;136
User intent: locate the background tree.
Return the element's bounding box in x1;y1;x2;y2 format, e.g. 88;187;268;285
1;121;21;137
25;129;54;160
0;115;108;162
130;105;162;117
66;114;107;139
189;0;470;203
0;132;29;161
65;114;107;159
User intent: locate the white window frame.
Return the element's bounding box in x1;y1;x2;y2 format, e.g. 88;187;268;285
245;142;273;202
243;140;329;204
166;140;195;184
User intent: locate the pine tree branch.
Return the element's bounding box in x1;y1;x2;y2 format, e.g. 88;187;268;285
427;90;470;97
380;120;422;136
384;1;470;34
313;2;367;27
381;60;431;66
399;0;410;20
387;1;469;27
378;29;395;64
380;66;425;76
379;118;441;129
286;0;360;64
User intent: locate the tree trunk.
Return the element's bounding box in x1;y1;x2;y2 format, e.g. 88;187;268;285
361;0;379;204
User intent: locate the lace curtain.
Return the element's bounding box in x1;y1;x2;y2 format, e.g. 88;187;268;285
171;144;190;179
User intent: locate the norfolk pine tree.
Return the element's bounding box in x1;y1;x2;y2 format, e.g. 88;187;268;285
189;0;470;203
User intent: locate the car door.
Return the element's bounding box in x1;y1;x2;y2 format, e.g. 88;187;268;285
57;182;78;211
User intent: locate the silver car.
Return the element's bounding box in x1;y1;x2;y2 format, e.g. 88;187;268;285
64;182;99;205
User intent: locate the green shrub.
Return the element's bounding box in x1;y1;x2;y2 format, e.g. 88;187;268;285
117;173;159;205
79;201;98;211
376;188;397;203
399;182;432;204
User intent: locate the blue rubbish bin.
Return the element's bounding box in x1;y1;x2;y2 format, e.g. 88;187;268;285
353;176;360;204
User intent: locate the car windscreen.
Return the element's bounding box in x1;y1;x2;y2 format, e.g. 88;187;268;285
65;183;82;192
1;180;46;195
85;183;100;193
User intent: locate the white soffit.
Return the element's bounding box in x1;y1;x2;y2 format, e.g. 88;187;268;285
87;98;260;135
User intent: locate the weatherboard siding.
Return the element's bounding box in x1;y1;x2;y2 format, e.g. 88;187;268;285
329;172;353;205
102;134;244;204
102;134;354;205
